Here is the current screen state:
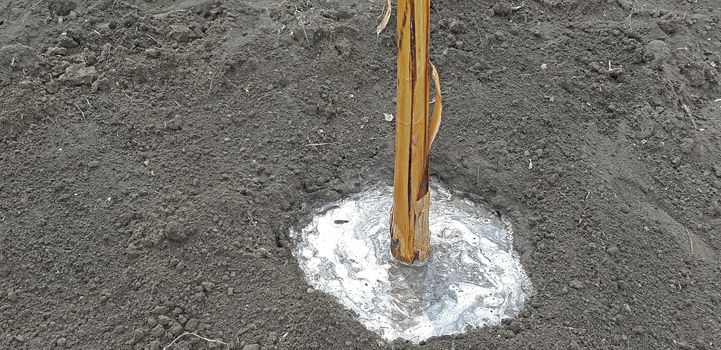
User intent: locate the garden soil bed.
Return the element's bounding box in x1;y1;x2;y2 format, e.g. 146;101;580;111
1;0;720;349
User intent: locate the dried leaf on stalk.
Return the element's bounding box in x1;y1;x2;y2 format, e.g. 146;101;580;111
376;0;392;35
429;62;443;147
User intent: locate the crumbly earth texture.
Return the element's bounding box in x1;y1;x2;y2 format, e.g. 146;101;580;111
1;0;720;349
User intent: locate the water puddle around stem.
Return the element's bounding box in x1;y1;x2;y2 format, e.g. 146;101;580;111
290;182;532;343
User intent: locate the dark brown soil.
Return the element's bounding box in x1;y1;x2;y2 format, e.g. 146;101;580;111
1;0;720;349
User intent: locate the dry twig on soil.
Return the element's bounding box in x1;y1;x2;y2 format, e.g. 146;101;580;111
162;332;229;350
74;103;86;120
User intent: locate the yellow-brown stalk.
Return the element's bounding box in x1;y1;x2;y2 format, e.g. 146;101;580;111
390;0;442;264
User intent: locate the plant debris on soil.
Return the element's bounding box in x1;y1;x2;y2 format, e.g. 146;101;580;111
1;0;720;349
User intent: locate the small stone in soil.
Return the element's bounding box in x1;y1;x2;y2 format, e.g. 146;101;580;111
493;3;513;16
680;138;694;154
168;322;183;336
145;48;161;58
607;67;623;78
51;62;70;77
242;345;260;350
165;221;193;242
18;80;33;89
57;35;78;49
620;203;630;213
46;46;68;56
255;247;271;259
131;328;146;344
169;24;195;42
643;40;670;62
569;279;584;289
449;19;466;34
98;43;112;62
185;318;199;332
152;305;169;315
201;281;215;292
45;81;60;94
157;315;171;326
150;324;165;339
192;292;205;302
607;245;620;257
59;64;97;86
